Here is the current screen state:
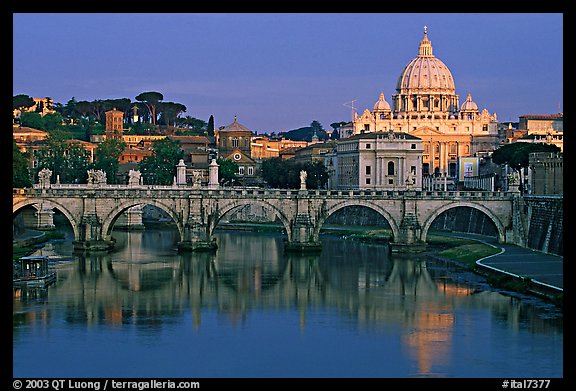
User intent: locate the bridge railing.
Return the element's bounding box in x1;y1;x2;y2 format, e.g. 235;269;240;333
16;185;515;199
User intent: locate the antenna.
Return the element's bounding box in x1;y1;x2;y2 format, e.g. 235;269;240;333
343;99;357;122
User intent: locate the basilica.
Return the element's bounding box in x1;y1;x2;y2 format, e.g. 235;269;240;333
351;27;500;178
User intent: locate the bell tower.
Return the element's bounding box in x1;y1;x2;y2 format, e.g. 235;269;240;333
105;108;124;140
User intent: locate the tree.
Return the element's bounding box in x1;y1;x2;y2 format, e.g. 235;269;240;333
330;121;347;130
216;158;239;185
175;116;207;134
207;115;215;137
261;158;328;189
64;143;92;183
41;112;65;132
105;98;132;117
280;122;330;142
261;157;295;188
13;139;32;188
303;160;329;189
34;130;91;184
94;138;126;184
330;129;340;140
139;138;183;185
13;94;35;111
158;102;187;127
75;100;93;118
492;142;561;172
310;120;323;132
20;112;45;130
135;91;164;125
62;97;80;120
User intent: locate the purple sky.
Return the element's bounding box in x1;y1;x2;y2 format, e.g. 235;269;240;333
13;13;563;133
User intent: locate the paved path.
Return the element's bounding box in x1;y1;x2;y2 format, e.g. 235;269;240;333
435;232;563;291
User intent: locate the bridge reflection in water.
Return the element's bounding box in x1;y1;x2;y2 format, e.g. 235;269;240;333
13;229;562;377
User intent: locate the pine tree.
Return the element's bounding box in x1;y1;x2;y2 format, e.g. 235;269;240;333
207;115;215;137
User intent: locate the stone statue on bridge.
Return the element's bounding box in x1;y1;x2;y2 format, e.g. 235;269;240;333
38;168;52;188
406;168;415;187
128;169;141;186
87;169;107;185
300;170;307;190
192;170;203;187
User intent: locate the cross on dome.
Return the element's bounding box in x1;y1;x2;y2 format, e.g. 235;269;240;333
418;26;433;56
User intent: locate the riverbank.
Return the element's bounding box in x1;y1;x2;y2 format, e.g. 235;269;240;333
218;222;563;307
13;230;66;258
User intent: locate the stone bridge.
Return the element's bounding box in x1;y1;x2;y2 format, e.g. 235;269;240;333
12;184;521;253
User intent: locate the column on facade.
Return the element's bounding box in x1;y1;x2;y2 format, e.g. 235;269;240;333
429;140;435;174
438;142;444;173
456;141;460;169
404;157;408;187
379;157;384;188
442;141;448;174
376;157;381;187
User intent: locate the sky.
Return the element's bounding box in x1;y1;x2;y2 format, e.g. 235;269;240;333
12;13;563;133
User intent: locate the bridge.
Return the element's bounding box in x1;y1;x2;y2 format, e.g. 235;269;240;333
13;182;523;253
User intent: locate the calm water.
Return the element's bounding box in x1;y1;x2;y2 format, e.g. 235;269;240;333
13;227;563;378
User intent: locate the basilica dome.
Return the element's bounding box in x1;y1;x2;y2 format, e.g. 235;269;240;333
460;93;478;111
373;92;391;111
395;27;455;94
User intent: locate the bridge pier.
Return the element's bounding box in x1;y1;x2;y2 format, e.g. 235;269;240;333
35;206;56;230
114;205;145;231
284;195;321;252
178;235;217;252
179;204;218;252
390;206;427;253
73;214;115;252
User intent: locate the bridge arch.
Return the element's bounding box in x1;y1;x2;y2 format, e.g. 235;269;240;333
420;201;506;243
101;200;185;243
13;198;81;240
315;200;400;242
208;199;292;239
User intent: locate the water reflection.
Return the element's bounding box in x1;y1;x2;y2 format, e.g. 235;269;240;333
13;228;563;378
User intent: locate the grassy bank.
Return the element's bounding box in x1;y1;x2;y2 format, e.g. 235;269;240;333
425;234;501;268
13;230;66;258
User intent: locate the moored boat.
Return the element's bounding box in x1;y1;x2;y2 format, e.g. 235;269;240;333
13;255;57;287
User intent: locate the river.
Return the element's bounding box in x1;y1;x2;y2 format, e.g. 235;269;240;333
13;227;563;379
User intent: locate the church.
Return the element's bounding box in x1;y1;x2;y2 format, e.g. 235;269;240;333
351;27;500;178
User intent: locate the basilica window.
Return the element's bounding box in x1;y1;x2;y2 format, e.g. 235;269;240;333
247;166;254;176
387;161;395;176
366;166;371;175
232;137;239;148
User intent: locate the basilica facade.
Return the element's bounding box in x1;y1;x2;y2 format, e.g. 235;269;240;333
352;27;500;178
